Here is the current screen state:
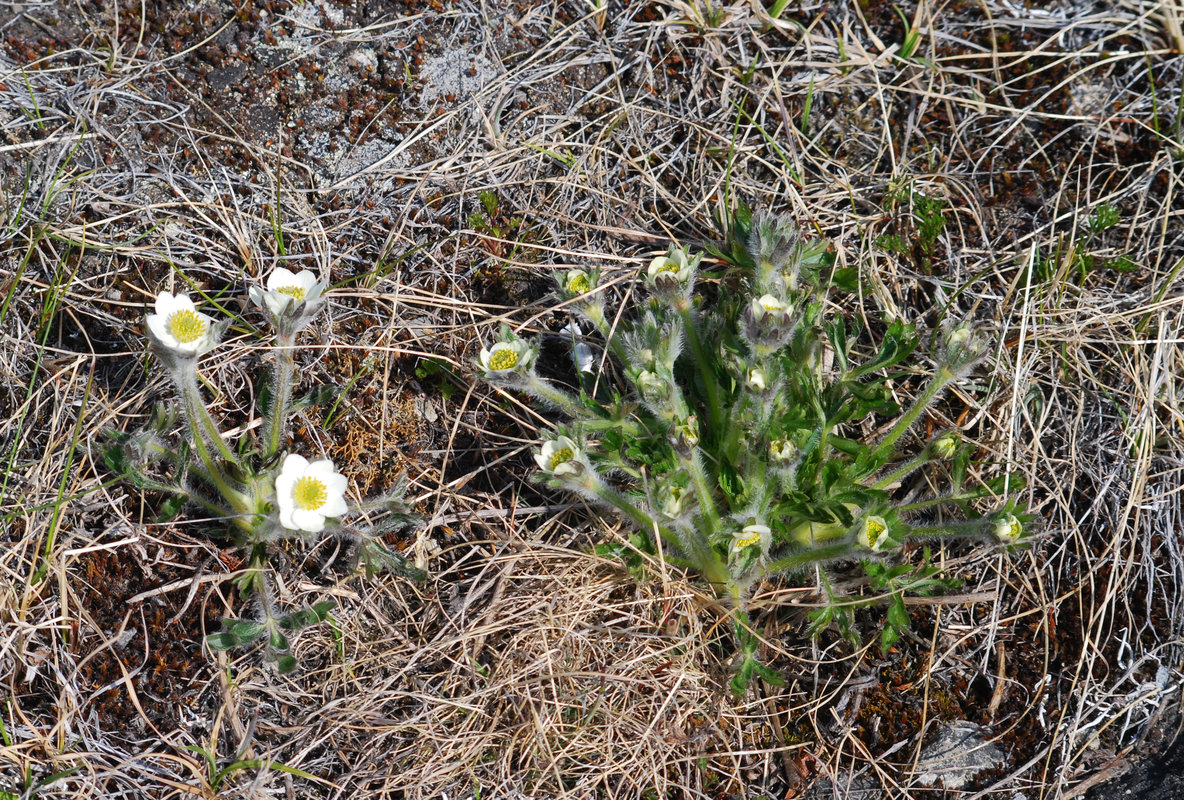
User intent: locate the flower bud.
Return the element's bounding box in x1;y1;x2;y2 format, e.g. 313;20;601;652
672;415;699;450
534;435;585;478
993;513;1023;543
646;247;697;305
742;293;795;351
856;515;895;552
660;485;691;519
770;438;797;462
932;432;959;460
746;367;767;392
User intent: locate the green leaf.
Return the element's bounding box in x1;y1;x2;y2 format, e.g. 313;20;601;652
887;595;910;630
155;494;187;522
276;655;298;674
227;620;267;640
206;632;241;651
269;630;290;652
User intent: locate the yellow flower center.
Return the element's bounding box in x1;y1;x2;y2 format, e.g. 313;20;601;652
568;274;590;294
736;529;763;548
656;262;678;274
1007;518;1022;539
489;347;519;371
866;518;886;539
549;447;574;470
276;285;306;302
167;309;207;344
292;476;327;511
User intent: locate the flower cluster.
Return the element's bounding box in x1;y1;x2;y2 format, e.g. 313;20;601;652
476;212;1026;693
104;269;420;672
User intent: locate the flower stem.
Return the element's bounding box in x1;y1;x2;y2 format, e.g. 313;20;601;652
175;367;239;464
899;519;993;540
264;332;296;459
872;451;932;491
174;367;248;513
765;542;854;573
524;375;585;418
592;478;727;586
679;307;724;438
875;367;952;457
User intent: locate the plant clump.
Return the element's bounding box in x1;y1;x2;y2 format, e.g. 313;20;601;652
103;269;422;672
477;213;1026;693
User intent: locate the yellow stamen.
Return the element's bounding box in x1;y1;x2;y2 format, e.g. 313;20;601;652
736;531;762;548
568;274;590;294
489;348;519;371
549;447;574;470
292;476;327;510
167;310;207;344
865;518;886;539
276;285;306;301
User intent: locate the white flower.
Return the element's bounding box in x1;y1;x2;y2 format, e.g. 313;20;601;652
251;268;322;317
479;339;534;376
636;369;665;398
145;291;216;355
564;269;592;295
994;513;1023;543
856;515;894;552
750;294;788;323
770;438;796;462
729;520;776;558
932;433;959;459
747;367;767;392
560;323;595;373
534;435;582;477
275;453;349;533
731;522;772;555
646;248;693;285
660;485;690;519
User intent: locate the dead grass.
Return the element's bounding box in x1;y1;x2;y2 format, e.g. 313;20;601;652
1;0;1183;797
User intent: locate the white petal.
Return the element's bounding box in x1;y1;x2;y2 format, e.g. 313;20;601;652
154;291;178;316
170;293;197;314
278;504;298;530
292;509;326;533
294;271;319;292
320;493;348;517
264;292;292;317
279;453;310;480
146;314;174;346
267;268;299;291
305;459;338;478
321;472;348;497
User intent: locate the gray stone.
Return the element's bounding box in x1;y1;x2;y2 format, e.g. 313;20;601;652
915;720;1006;789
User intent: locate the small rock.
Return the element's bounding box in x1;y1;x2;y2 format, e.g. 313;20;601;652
915;720;1005;789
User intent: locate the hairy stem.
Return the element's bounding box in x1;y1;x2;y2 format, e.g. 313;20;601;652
264;332;296;459
875;367;952;456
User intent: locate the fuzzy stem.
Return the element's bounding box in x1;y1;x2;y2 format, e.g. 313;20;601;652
590;477;728;586
173;368;249;514
872;450;933;491
875;367;953;456
894;486;998;513
765;542;855;573
900;519;993;540
174;367;239;464
264;331;296;459
678;307;725;438
522;374;585;418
